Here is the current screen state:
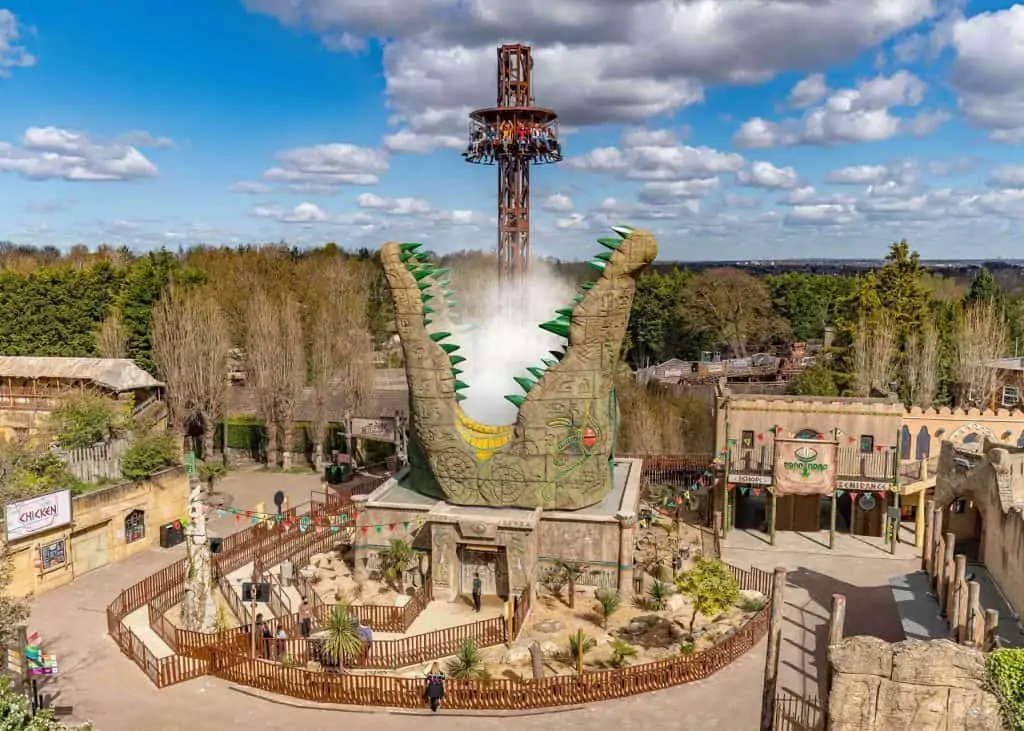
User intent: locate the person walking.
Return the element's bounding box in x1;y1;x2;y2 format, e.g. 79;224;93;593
424;661;446;712
298;597;313;639
471;572;482;613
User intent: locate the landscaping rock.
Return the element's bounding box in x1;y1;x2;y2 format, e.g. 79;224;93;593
665;594;687;613
502;646;532;665
534;620;562;634
617;614;684;649
540;641;560;658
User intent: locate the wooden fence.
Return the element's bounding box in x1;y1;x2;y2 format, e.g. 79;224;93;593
773;693;826;731
56;438;130;482
207;569;769;710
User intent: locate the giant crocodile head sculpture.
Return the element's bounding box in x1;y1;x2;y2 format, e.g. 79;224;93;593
381;225;657;510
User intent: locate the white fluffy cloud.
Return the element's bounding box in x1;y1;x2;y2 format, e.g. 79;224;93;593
355;192;431;215
570;128;743;181
989;166;1024;189
0;10;34;77
246;0;938;153
736;161;799;190
249;202;333;223
950;5;1024;143
0;126;163;181
788;74;829;109
541;193;574;212
735;71;946;148
257;142;389;192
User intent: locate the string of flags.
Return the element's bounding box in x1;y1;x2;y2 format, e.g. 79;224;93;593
737;425;894;453
651;449;729;512
169;505;428;536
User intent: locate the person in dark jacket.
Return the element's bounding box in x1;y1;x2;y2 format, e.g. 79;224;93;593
471;572;482;613
424;662;446;712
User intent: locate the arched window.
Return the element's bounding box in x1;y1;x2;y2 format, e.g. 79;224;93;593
795;429;820;440
125;509;146;544
963;433;980;445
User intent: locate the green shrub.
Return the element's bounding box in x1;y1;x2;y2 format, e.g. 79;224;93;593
49;390;128;450
675;558;741;633
121;433;177;481
989;648;1024;730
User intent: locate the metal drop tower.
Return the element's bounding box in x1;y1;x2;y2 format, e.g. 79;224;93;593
463;44;562;290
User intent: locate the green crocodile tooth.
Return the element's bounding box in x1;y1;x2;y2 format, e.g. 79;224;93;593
549;350;564;361
399;242;422;252
449;355;466;366
414;252;430;261
455;393;466;402
400;252;415;262
453;380;470;391
429;331;451;342
440;343;460;354
572;296;583;304
581;282;595;291
443;290;454;298
542;358;557;368
504;394;525;408
555;307;574;317
423;319;432;326
588;259;607;272
597;237;621;250
452;367;463;376
595;251;613;263
422;293;435;303
417;282;431;291
539;318;571;338
423;305;435;314
432;268;451;278
413;268;432;281
527;367;546;380
513;376;536;393
610;225;633;238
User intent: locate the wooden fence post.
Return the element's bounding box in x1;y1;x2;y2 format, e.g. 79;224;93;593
984;609;1000;651
760;567;787;731
931;506;944;589
940;533;955;616
949;555;966;641
713;511;723;556
922;499;935;573
826;594;846;695
965;581;982;647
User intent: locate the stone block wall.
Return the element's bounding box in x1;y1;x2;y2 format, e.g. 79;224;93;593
828;636;1003;730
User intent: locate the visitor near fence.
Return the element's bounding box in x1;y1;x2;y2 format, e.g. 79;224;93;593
424;662;446;713
472;572;482;612
298;597;313;638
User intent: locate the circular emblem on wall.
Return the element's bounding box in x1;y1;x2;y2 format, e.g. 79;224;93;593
479;463;527;505
858;493;877;512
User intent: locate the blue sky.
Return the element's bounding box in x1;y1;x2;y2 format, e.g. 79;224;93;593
4;0;1024;260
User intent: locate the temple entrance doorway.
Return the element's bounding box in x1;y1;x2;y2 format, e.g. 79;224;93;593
459;545;510;600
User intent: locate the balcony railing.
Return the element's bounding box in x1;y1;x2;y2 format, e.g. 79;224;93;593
728;446;896;482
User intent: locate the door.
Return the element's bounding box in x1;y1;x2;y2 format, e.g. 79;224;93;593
72;522;110;576
460;547;509;599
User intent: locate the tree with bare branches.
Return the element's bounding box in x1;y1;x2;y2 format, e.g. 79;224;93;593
682;268;789;357
152;284;231;460
277;294;305;470
245;290;283;466
850;315;898;397
95;308;128;358
303;259;375;469
954;300;1008;408
904;322;939;408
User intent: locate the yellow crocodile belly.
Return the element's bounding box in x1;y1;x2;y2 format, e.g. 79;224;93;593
454;405;513;461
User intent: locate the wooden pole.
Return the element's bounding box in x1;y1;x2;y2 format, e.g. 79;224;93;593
723;422;731;534
965;581;982;647
760;566;788;731
949;555;966;640
922;499;935;573
713;511;723;557
914;491;927;550
829;492;837;550
826;593;846;695
932;520;945;592
770;490;777;546
940;533;955;616
890;491;901;554
575;628;584;678
984;609;1000;651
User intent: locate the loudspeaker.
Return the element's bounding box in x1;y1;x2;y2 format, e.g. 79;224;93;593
159;522;185;549
241;582;270;603
209;537;223;554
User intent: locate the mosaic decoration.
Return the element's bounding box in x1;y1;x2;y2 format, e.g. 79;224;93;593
381;226;657;509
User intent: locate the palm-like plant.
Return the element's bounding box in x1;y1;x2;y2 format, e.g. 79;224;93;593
595;589;621;629
553;559;588;608
379;538;415;593
647;579;671;611
322;604;363;668
609;638;637;668
568;631;597;658
446;638;485;679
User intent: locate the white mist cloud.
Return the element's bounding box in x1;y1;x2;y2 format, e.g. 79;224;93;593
453;263;576;425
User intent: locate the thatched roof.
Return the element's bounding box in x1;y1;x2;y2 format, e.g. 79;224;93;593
0;357;164;392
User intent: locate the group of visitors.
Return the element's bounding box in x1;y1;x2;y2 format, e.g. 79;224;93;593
462;121;561;163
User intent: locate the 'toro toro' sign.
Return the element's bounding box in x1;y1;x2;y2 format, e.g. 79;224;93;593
773;439;837;497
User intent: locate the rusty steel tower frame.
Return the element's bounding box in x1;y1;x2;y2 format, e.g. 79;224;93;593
463;44;562;290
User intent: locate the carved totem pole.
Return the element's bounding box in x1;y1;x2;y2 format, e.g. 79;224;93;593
179;457;217;632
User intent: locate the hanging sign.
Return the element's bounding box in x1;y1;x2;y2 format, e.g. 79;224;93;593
350;417;396;443
4;490;72;542
773;439;837;497
727;473;772;486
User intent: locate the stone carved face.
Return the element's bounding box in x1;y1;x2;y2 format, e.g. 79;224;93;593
382;227;657;510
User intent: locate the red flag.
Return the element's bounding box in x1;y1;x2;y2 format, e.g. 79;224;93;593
388;523;396;531
752;488;761;497
360;526;368;534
